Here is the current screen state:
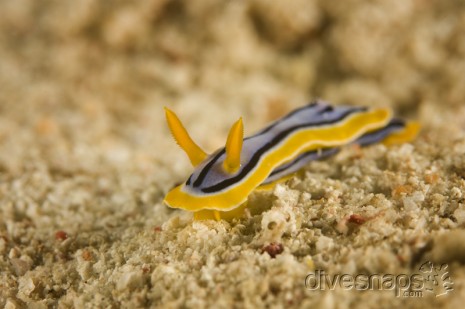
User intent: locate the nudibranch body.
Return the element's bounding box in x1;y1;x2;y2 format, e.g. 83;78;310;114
163;101;419;220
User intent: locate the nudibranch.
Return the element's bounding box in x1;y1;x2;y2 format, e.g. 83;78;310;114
163;100;419;220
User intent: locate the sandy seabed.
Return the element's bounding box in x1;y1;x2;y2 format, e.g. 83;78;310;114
1;1;465;308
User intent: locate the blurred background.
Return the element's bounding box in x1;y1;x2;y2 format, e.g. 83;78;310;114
1;0;464;149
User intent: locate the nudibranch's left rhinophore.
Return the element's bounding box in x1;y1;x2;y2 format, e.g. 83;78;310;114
163;100;420;221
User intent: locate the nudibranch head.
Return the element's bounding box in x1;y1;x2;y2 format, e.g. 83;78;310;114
163;106;253;212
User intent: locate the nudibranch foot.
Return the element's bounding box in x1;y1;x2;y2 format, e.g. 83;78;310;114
193;202;248;221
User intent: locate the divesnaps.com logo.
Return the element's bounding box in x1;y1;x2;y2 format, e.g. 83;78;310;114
305;261;454;297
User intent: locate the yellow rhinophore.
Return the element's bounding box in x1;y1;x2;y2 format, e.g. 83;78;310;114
164;107;207;167
223;117;243;174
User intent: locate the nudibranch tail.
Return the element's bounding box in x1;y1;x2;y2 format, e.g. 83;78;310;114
382;121;420;146
164;107;208;166
193;201;249;221
261;118;419;186
224;117;243;174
